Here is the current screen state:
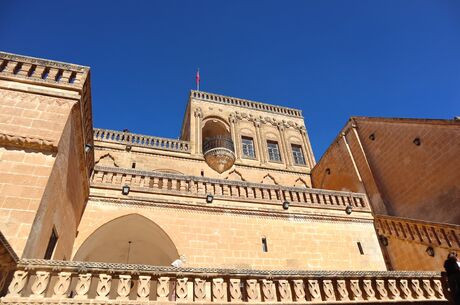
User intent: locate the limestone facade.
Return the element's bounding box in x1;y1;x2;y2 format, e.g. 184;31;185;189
0;52;453;303
311;116;460;271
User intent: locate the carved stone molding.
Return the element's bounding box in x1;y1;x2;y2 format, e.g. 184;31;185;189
0;132;57;152
191;90;303;118
375;214;460;251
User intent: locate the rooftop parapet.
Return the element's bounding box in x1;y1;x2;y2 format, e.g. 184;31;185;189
191;90;303;118
0;52;88;89
2;259;448;303
94;128;191;153
0;51;94;178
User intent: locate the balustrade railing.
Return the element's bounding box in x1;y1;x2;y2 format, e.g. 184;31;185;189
375;215;460;251
191;90;303;118
2;259;447;303
92;166;370;212
94;129;191;153
203;136;235;153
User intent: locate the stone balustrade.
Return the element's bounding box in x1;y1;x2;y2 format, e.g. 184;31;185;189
92;166;371;213
2;259;447;304
0;52;88;88
94;128;191;153
375;215;460;251
191;90;303;118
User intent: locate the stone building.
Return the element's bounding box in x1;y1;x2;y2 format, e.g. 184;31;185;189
0;52;455;304
311;116;460;272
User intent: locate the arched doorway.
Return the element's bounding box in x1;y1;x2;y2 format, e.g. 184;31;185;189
73;214;179;265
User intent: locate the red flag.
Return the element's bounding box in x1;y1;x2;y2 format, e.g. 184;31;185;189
196;69;200;91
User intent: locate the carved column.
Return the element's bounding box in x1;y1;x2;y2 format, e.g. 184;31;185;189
297;127;313;168
117;275;131;300
52;272;72;299
212;278;227;302
299;125;316;167
229;114;240;160
293;279;305;302
31;271;50;298
137;275;151;301
96;274;112;300
277;122;291;168
307;279;322;301
277;279;292;302
253;119;265;164
229;278;242;302
157;277;170;301
7;270;28;297
74;273;92;299
194;107;203;155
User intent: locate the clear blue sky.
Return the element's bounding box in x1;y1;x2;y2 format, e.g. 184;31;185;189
2;1;459;158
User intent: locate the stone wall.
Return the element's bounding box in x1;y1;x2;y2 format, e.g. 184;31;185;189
74;198;387;271
312;117;460;224
0;52;93;258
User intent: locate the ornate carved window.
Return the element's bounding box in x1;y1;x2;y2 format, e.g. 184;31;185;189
267;141;281;162
241;136;255;159
291;144;306;165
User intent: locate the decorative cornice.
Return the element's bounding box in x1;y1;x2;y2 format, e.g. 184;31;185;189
0;132;57;152
375;214;460;251
88;196;374;224
16;258;441;278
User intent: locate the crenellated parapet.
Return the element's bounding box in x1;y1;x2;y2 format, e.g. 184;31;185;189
191;90;303;118
2;259;448;303
91;166;370;214
375;214;460;251
0;52;88;88
0;51;94;177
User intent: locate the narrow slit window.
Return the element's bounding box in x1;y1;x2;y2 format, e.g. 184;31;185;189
132;162;136;169
357;242;364;255
262;237;268;252
44;228;58;259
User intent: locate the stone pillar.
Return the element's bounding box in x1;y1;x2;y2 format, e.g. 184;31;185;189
299;126;316;168
253;119;265;164
277;122;291;168
194;107;203;155
229;114;240;160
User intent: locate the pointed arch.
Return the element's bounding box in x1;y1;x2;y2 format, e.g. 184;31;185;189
73;214;179;265
294;178;309;188
95;153;119;167
225;169;245;181
261;174;278;185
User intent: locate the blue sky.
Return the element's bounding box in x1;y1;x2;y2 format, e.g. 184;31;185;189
2;1;459;158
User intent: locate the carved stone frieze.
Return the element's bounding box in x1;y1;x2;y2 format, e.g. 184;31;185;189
0;132;57;152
